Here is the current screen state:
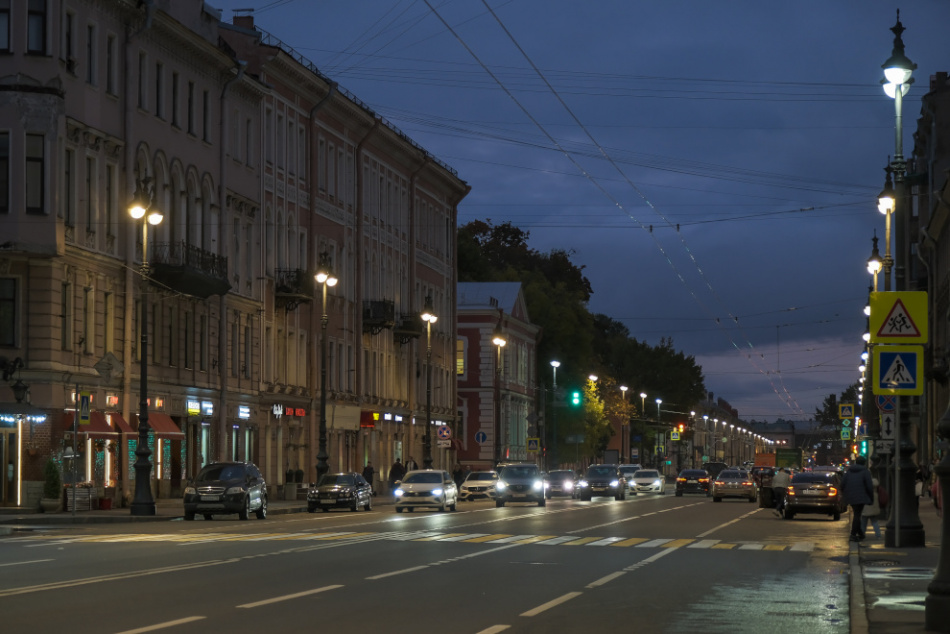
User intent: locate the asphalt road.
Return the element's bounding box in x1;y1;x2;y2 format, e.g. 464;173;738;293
0;493;852;634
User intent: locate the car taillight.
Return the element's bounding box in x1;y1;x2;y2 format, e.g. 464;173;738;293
742;482;751;486
676;478;686;483
787;486;795;496
699;478;709;483
828;487;838;496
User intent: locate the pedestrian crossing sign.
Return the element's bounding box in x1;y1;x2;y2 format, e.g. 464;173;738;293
869;291;927;344
872;344;923;396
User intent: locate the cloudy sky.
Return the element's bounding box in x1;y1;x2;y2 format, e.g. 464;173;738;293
209;0;950;422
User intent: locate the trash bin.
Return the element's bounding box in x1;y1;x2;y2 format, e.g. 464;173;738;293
759;486;774;508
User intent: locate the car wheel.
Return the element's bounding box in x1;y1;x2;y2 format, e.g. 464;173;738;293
713;497;722;503
449;499;457;511
366;496;373;511
496;500;505;508
238;497;250;520
203;514;213;521
395;506;404;513
184;512;195;521
438;497;446;512
833;510;841;521
256;496;267;519
407;507;414;512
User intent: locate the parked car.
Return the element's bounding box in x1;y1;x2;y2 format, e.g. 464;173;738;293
545;469;578;498
183;461;267;521
307;472;373;512
711;469;757;503
394;469;458;512
577;464;627;501
618;464;643;495
495;462;546;507
783;471;846;521
629;469;666;495
458;470;499;501
675;469;711;496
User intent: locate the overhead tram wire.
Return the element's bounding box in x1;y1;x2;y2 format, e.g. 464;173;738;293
474;1;807;418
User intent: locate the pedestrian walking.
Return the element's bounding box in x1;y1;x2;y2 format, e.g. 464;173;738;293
771;468;791;517
405;456;419;471
862;476;883;539
388;459;405;494
362;461;376;495
841;455;874;542
453;463;465;489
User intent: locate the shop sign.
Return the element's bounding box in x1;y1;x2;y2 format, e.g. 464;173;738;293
238;405;251;420
201;401;214;416
187;399;201;416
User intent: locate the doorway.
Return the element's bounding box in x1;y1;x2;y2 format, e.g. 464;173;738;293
0;427;19;506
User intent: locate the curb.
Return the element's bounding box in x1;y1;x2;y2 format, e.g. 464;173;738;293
849;543;869;634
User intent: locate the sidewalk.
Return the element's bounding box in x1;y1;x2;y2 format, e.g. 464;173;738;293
853;502;944;634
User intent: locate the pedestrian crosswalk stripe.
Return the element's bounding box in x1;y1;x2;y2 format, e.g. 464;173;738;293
7;531;815;552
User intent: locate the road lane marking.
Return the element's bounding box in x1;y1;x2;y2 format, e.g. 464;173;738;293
610;537;649;547
0;559;54;567
585;537;626;546
484;534;536;543
587;571;625;588
534;536;581;546
636;539;673;548
696;507;761;538
236;584;343;608
513;535;558;544
412;533;468;541
662;539;695;548
520;592;583;617
366;565;430;579
711;543;737;550
437;533;490;542
688;539;720;548
463;534;513;543
476;626;510;634
790;542;815;551
739;543;764;550
115;616;205;633
563;537;602;546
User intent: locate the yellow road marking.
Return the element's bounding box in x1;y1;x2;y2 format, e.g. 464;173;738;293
463;534;513;543
610;537;650;547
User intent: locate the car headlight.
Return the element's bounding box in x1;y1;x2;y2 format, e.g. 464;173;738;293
184;486;196;495
653;480;662;486
432;488;443;496
563;482;573;490
532;480;543;491
394;488;405;497
577;480;589;488
225;486;244;495
496;481;507;491
610;480;619;488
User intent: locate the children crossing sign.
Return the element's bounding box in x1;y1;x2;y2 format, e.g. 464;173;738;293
869;291;928;344
872;344;923;395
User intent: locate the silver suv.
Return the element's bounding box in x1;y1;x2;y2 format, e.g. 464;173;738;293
495;463;546;507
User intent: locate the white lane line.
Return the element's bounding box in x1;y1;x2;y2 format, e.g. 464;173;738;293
585;537;626;546
366;565;430;580
520;592;583;617
636;539;672;548
739;543;764;550
790;542;815;552
534;536;580;546
623;546;677;572
237;584;343;608
696;507;761;538
687;539;720;549
0;559;54;567
476;626;511;634
587;571;625;588
484;534;535;544
114;616;206;633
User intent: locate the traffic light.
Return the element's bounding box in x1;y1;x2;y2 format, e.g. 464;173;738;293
678;423;685;433
570;391;582;407
859;439;869;456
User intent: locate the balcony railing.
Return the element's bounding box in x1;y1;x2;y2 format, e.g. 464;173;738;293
149;241;231;298
274;268;313;311
362;300;395;334
393;314;423;344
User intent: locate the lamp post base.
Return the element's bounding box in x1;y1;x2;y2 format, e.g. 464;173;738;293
884;527;925;548
130;501;156;516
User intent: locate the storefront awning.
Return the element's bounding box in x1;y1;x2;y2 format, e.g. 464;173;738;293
0;402;48;426
108;413;136;434
63;411;121;439
136;412;184;438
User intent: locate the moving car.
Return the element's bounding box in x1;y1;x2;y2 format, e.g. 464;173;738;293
183;461;267;521
675;469;711;496
394;469;459;512
495;462;546;507
458;470;499;501
618;464;643;495
577;464;627;501
629;469;666;495
712;469;757;503
307;472;373;512
783;471;846;521
702;461;729;479
545;469;578;498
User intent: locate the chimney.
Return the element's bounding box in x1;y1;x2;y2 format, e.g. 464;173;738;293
233;15;254;30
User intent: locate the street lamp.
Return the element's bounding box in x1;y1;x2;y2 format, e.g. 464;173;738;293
550;360;560;470
867;233;883;292
880;10;924;551
620;386;628;463
877;168;896;292
492;321;507;464
315;252;338;483
129;176;162;516
421;296;437;469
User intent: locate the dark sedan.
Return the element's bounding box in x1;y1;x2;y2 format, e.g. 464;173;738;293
711;469;757;503
675;469;711;496
577;464;626;501
183;461;267;521
546;469;578;498
307;472;373;512
783;471;845;521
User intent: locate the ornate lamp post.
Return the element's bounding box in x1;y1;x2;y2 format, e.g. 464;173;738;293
619;386;628;463
492;322;506;464
129;176;162;516
315;252;338;483
421;296;437;469
550;360;560;470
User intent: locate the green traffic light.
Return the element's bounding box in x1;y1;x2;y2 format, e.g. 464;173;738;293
571;391;581;406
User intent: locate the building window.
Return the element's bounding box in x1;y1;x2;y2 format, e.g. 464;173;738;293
0;278;15;347
187;81;195;135
61;281;72;351
82;286;93;354
63;147;74;225
244;325;251;379
245;118;253;165
183;310;193;369
231;317;239;377
25;134;45;215
105;163;116;237
85;156;96;233
0;131;8;214
0;1;11;52
105;34;116;94
85;24;96;85
27;0;46;54
264;108;273;164
104;291;114;354
202;90;209;142
167;306;178;367
199;313;208;371
171;72;179;127
137;52;147;109
154;61;164;118
456;338;466;375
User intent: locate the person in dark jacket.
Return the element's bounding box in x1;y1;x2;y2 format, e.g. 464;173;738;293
841;455;874;541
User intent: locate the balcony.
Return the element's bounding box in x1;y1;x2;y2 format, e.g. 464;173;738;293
362;299;395;334
393;313;423;344
149;241;231;299
274;268;313;311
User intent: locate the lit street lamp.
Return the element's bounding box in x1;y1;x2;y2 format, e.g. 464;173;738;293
315;252;338;483
867;233;883;292
421;296;437;469
492;321;507;464
620;386;628;463
129;176;163;516
550;360;560;470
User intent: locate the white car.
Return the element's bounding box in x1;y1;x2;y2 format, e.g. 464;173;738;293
458;470;498;501
630;469;666;495
394;469;459;512
618;464;643;494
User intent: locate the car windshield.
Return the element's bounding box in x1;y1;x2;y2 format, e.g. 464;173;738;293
550;471;574;480
197;464;245;482
718;471;745;480
466;472;495;482
680;471;706;478
791;473;835;484
619;467;638;475
403;472;443;484
502;466;539;479
319;475;354;486
587;466;615;477
634;470;659;479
